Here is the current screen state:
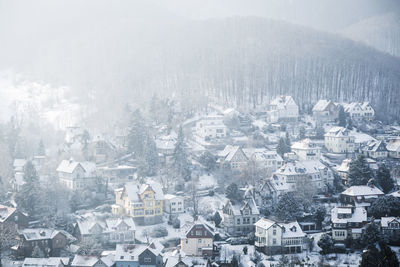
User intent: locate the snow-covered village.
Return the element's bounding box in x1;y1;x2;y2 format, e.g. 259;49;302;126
1;1;400;267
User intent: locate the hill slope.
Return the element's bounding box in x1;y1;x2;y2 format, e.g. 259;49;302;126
341;12;400;57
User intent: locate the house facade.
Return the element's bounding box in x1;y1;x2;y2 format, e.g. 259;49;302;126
115;242;164;267
386;139;400;159
56;159;96;190
112;181;164;225
163;194;184;214
312;100;338;123
324;127;355;154
380;217;400;244
290;139;321;161
243;148;284;175
255;218;306;255
361;140;388;159
218;145;248;171
195;115;227;140
0;205;28;232
181;221;214;257
18;228;68;257
343;102;375;121
268;96;299;123
222;193;260;237
331;206;367;241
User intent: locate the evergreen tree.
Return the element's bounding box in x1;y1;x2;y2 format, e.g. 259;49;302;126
198;151;217;172
361;222;382;249
274;193;303;221
347;155;373;186
225;183;242;203
369;195;400;218
376;164;394;194
317;234;333;254
231;255;239;267
338;105;346;127
276;137;290;157
314;206;326;229
299;126;306;140
127;109;147;157
360;246;381;267
315;126;325;139
285;131;291;150
360;241;399;267
143;135;159;176
173;125;191;181
37;139;45;156
346;117;353;130
212;211;222;227
15;161;42;217
333;172;344;193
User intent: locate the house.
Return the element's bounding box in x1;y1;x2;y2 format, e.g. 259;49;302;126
90;135;117;164
164;253;190;267
115;242;164;267
164;194;184;214
330;206;367;241
380;217;400;244
74;216;136;244
71;255;114;267
195;115;227;140
268;96;299;123
181;220;215;257
339;185;384;207
12;159;27;192
56;158;96;190
23;258;70;267
324;127;355;154
18;228;68;257
243;148;284;175
112;181;164;225
254;218;306;255
0;204;28;232
290;139;321;161
386;139;400;159
343;102;375;121
222;191;260;237
155;131;177;166
218;145;248;171
97;165;136;185
335;158;352;184
312;100;338;123
273;160;334;194
361;140;388;159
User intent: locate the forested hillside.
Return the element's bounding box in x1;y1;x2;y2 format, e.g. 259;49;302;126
1;1;400;121
342;12;400;58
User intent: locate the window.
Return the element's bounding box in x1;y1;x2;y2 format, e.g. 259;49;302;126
144;258;151;263
273;238;277;245
198;239;202;243
273;229;276;235
120;256;124;260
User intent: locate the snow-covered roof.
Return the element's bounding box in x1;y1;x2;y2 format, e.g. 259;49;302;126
164;194;182;200
341;185;384;197
281;221;306;238
123;181;164;204
243;148;282;162
218;145;246;162
56;159;96;175
275;160;327;176
350;130;376;144
389;190;400;198
0;205;16;223
183;217;215;238
331;206;367;224
386;139;400;152
291;139;320;150
19;228;63;241
23;258;69;267
155;133;177;151
336;158;352;173
312;100;334;112
164;254;191;267
13;159;27;169
115;242;163;261
270;95;297;109
225;197;260;217
325;127;353;138
71;255;100;267
105;218;135;232
76;217;106;236
254;218;279;230
380;217;400;228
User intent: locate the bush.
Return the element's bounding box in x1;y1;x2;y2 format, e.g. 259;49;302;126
150;226;168;238
172;218;181;229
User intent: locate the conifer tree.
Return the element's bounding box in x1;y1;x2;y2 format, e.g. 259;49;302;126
347;155;372;186
376;164;394;194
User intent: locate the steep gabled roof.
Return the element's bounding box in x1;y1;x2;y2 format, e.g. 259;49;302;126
0;204;17;223
341;185;384;197
312;100;334;112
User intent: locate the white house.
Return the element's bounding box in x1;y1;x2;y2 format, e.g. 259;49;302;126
218;145;248;171
56;159;96;190
71;255;114;267
195;115;227;140
23;258;70;267
155;131;177;166
331;206;367;241
343;102;375;121
164;194;184;214
268;96;299;123
180;220;214;257
324;127;355;154
312;100;338;123
273;160;334;194
290;139;321;161
243;148;284;175
386;139;400;159
361;140;388;159
255;218;306;255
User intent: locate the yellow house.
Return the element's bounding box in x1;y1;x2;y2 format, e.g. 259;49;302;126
113;181;164;225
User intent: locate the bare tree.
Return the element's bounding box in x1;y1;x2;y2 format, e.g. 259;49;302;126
0;226;18;267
